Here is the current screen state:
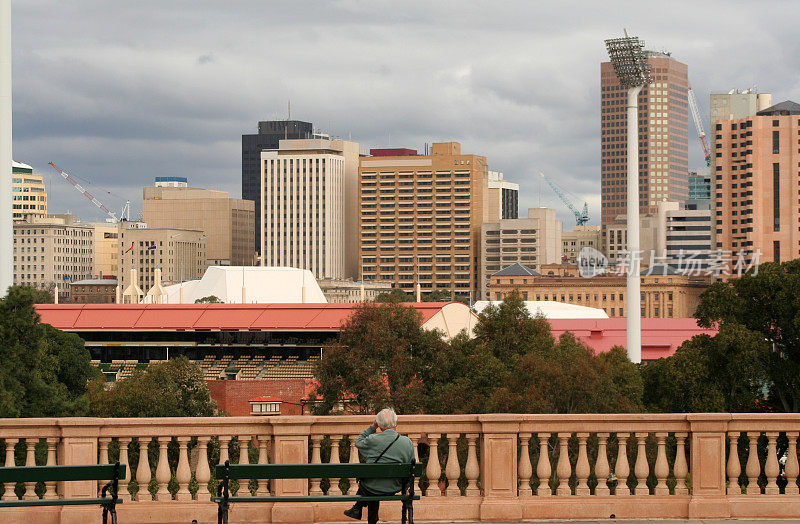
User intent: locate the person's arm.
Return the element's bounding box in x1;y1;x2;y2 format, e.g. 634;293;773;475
355;421;380;450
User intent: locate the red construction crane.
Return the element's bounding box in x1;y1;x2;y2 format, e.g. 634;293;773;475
687;85;711;166
48;162;129;222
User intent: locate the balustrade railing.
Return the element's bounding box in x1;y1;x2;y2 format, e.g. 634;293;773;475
1;414;800;522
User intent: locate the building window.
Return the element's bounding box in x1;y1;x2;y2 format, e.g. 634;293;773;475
774;163;780;231
773;130;780;154
774;240;781;264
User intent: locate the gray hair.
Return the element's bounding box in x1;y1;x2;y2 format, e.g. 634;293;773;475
375;408;398;430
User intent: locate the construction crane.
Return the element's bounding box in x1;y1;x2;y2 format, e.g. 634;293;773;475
48;162;130;222
539;172;589;225
688;85;711;166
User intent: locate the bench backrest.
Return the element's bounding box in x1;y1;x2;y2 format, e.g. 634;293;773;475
214;462;422;481
0;464;126;484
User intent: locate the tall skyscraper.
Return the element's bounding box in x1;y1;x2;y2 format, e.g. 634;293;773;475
261;138;361;280
358;142;492;298
600;51;689;249
242;120;314;255
12;161;47;220
713;100;800;268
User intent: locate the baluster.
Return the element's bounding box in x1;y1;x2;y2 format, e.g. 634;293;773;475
117;438;131;501
727;432;742;495
786;432;799;495
615;433;630;496
536;433;551;497
136;437;152;501
175;437;191;500
98;438;111;496
465;433;480;497
555;433;571;496
409;434;423;495
1;438;18;501
219;436;231;466
44;438;58;500
674;432;689;495
575;433;590;496
595;433;610;496
425;434;442;497
256;435;269;497
745;432;761;495
518;433;533;497
23;438;37;500
633;433;649;495
238;435;251;496
155;437;172;501
765;432;780;495
309;435;323;496
329;434;343;495
195;437;211;502
654;432;669;496
445;433;461;496
346;435;359;495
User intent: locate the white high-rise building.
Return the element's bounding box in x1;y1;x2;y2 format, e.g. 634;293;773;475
260;139;360;279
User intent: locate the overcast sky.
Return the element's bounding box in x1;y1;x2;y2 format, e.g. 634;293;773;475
10;1;800;226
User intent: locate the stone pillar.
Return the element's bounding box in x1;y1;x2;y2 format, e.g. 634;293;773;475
58;419;102;524
270;419;312;523
478;416;521;521
688;414;731;519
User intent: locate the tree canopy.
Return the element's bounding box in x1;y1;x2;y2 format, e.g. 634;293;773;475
0;286;96;417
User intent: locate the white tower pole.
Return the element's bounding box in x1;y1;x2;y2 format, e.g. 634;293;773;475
626;86;643;363
0;0;12;297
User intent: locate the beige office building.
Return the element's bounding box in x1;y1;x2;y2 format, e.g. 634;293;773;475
13;214;94;300
142;182;254;266
562;225;601;263
260;139;360;279
12;161;47;220
92;223;119;278
359;142;497;298
479;207;562;299
317;278;393;303
118;222;207;293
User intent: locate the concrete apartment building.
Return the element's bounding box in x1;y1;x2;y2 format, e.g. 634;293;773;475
487;171;519;220
488;263;707;318
359;142;496;298
118;221;206;294
92;223;118;279
601;51;689;249
562;225;601;263
12;161;47;220
261;138;360;280
479;207;562;299
710;89;772;126
142;177;255;266
13;214;94;300
243;120;315;253
713;101;800;267
317;278;393;303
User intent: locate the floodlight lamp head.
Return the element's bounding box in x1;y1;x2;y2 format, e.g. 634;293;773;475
605;35;652;88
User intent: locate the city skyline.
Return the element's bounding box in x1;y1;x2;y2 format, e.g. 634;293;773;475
9;1;800;226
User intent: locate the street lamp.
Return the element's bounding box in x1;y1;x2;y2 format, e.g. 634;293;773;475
605;32;652;364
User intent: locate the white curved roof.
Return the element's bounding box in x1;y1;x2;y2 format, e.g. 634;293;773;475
164;266;327;304
472;300;609;319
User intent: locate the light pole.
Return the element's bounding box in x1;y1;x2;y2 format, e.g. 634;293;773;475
605;32;652;364
0;0;12;297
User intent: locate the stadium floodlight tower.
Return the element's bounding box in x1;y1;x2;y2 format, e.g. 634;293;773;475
604;31;652;364
0;0;11;298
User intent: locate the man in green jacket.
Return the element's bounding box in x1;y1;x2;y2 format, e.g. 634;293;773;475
344;408;415;524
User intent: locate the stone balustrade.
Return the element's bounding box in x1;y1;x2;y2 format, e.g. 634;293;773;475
1;414;800;522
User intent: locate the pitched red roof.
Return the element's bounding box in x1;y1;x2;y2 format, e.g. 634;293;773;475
35;302;452;331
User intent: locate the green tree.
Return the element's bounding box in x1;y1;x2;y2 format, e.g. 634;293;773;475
0;286;96;417
695;260;800;411
195;295;222;304
86;356;218;417
373;288;412;303
422;289;451;302
473;291;555;362
313;302;446;414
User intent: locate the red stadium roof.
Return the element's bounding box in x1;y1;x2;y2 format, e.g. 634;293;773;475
35;303;451;332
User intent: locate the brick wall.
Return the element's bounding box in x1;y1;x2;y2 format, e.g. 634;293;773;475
207;379;314;416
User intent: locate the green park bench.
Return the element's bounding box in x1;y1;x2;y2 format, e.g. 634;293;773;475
0;462;125;524
213;460;422;524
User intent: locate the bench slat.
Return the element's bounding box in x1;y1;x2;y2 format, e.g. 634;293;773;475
214;463;423;480
0;464;126;483
0;498;122;508
211;495;420;503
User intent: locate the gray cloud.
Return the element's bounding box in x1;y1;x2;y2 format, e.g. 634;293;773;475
9;0;800;226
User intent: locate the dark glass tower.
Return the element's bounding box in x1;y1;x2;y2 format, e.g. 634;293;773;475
242;120;313;255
